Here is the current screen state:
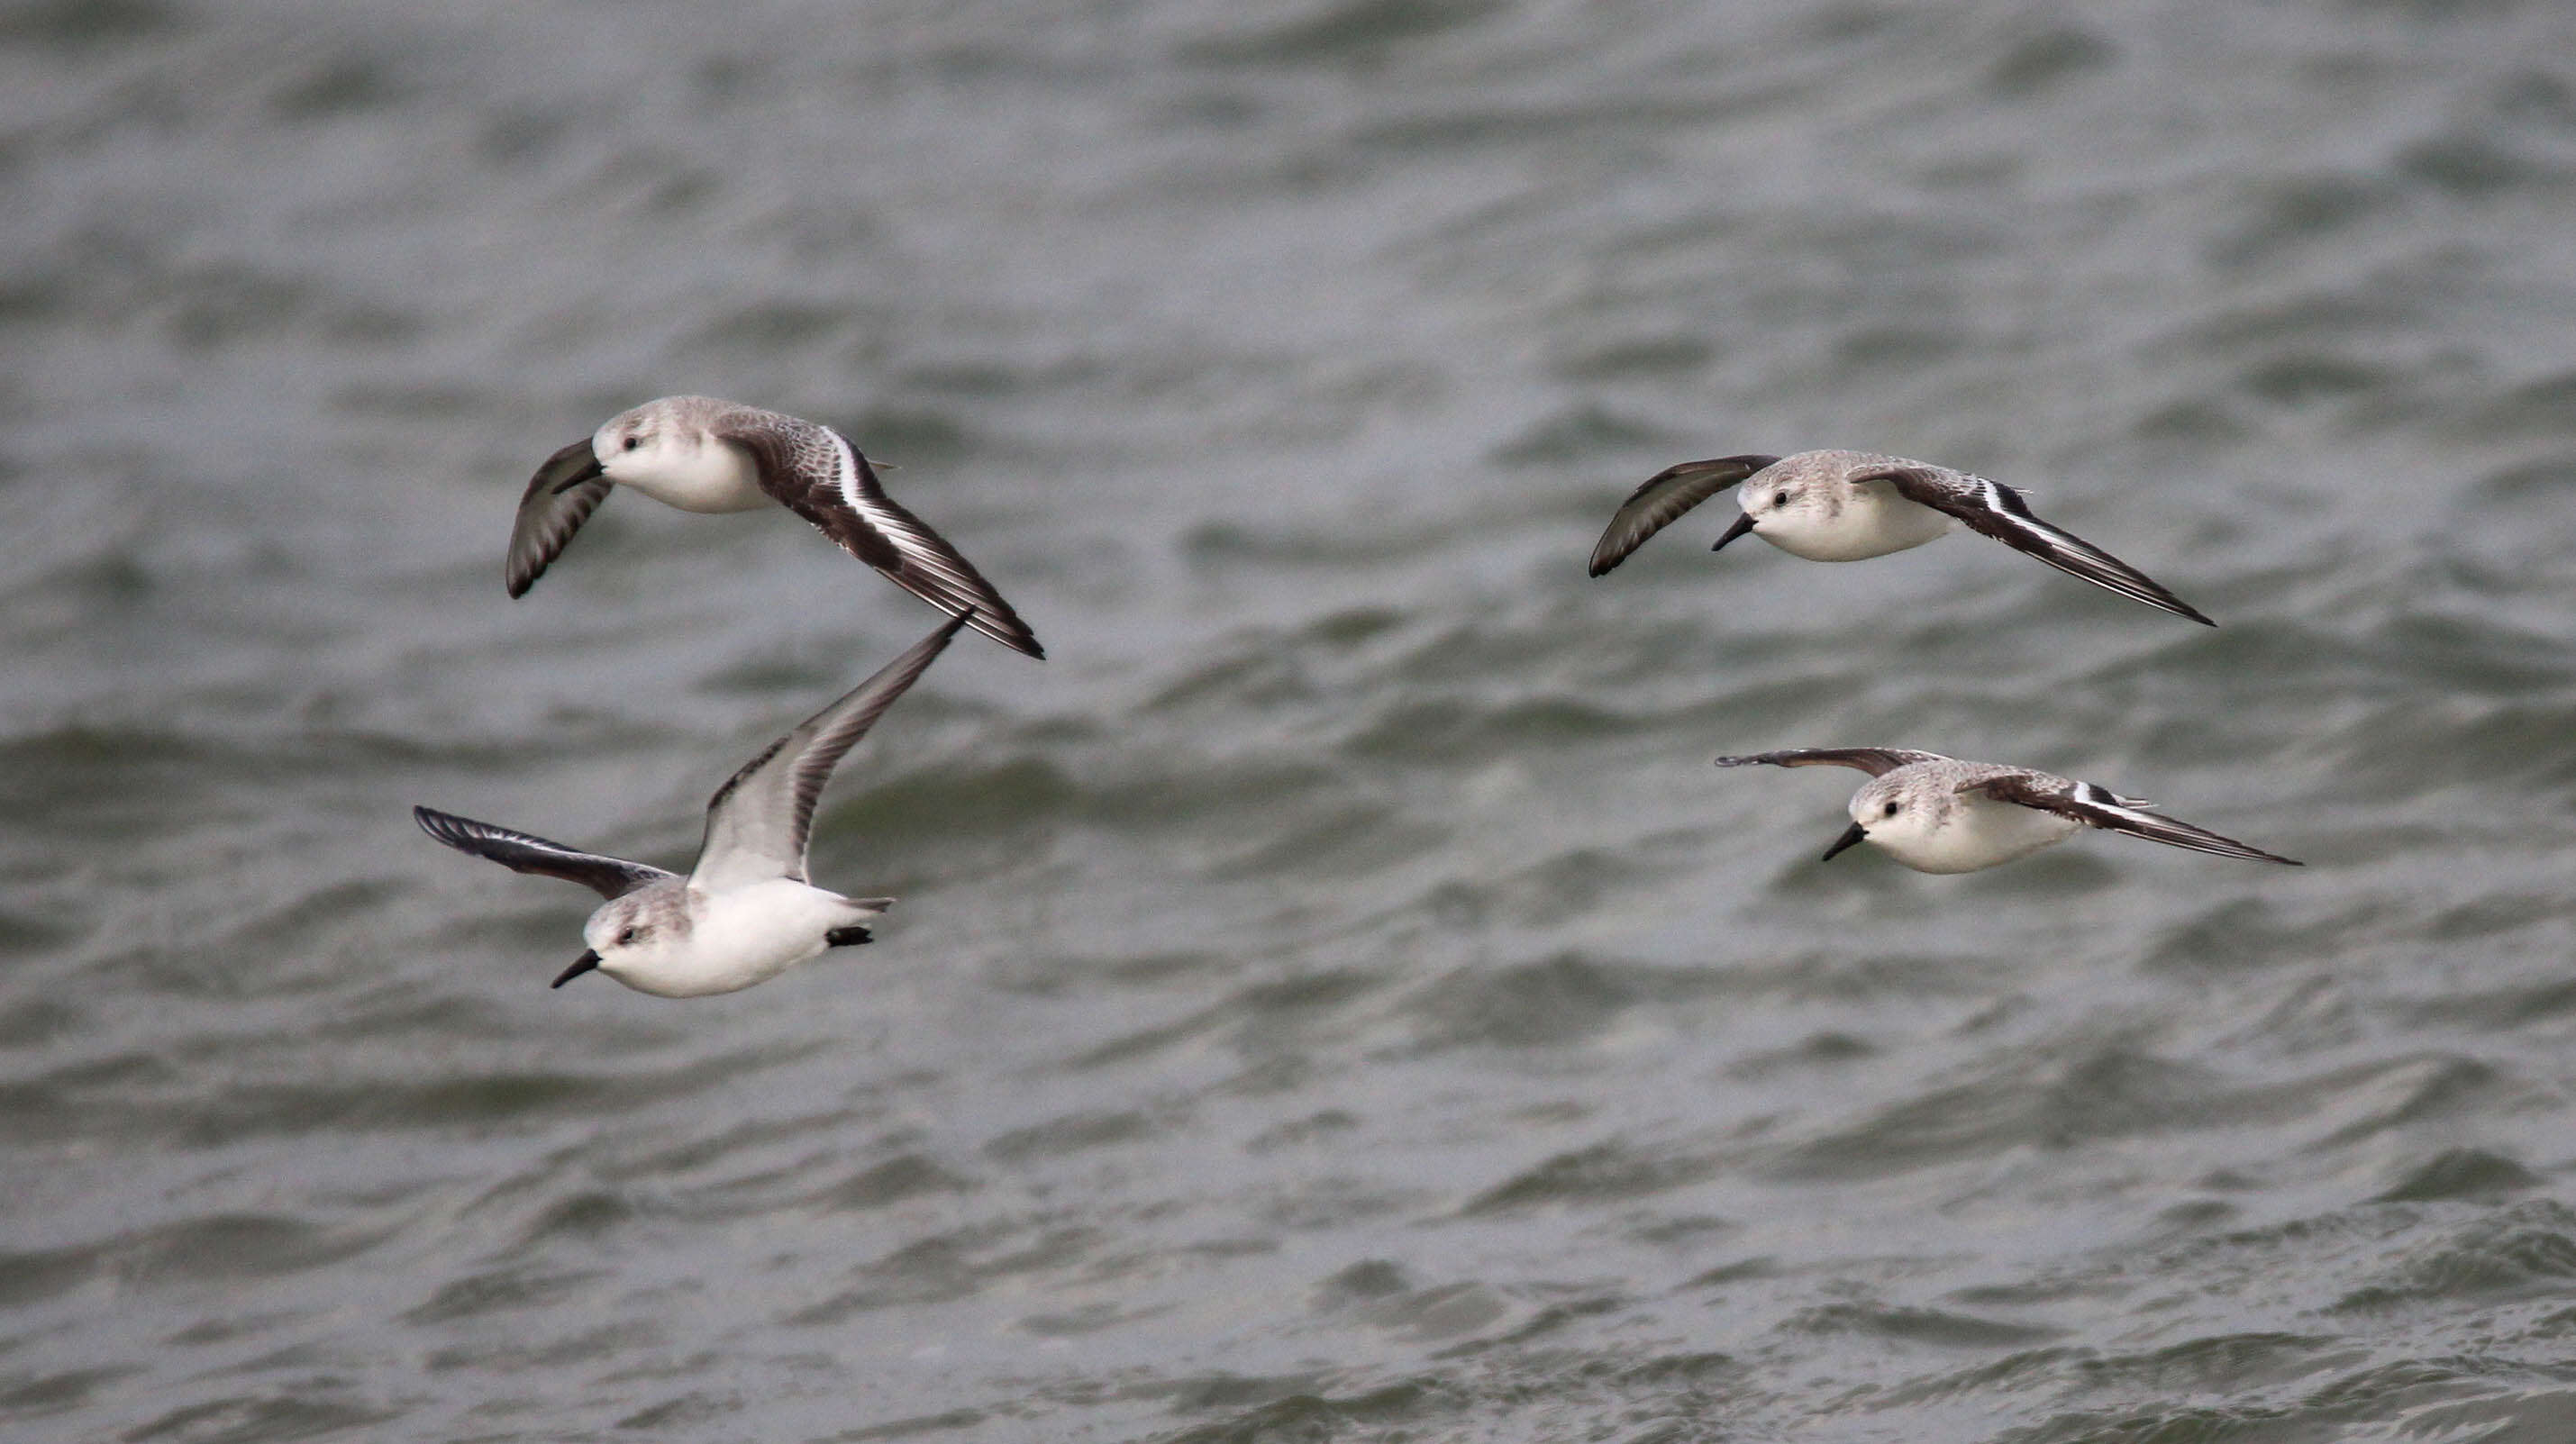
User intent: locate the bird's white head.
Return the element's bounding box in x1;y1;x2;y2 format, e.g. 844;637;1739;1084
1731;456;1843;553
589;396;763;513
593;398;688;479
561;888;694;990
1826;771;1956;868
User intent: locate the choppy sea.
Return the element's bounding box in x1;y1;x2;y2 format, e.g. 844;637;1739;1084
9;1;2576;1439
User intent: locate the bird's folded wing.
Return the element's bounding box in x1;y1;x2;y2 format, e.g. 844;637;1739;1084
1861;466;2215;625
1713;747;1948;776
505;439;613;598
1588;454;1781;577
414;806;675;898
692;610;970;893
1962;776;2299;863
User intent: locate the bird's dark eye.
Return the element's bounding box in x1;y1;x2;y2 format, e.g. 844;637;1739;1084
1882;801;1899;817
617;927;639;946
1772;492;1790;509
621;435;641;450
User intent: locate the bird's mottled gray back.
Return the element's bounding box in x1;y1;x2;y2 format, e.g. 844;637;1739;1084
610;394;755;448
1857;757;2065;822
703;401;836;477
1759;450;1922;515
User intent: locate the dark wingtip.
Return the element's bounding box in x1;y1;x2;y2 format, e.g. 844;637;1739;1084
825;924;874;948
996;618;1044;659
2168;595;2218;627
951;604;1040;658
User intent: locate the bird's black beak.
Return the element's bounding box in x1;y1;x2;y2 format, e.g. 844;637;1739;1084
551;949;600;988
1711;512;1759;553
1820;822;1868;863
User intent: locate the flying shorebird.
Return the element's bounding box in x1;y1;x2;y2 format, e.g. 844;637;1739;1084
1713;748;2300;873
1588;450;2216;625
414;612;969;997
508;395;1045;658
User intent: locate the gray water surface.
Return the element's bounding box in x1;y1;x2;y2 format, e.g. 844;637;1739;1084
9;1;2576;1439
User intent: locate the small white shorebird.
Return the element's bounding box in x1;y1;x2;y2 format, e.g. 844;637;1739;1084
414;612;968;997
1714;748;2300;873
1589;450;2216;625
509;395;1045;658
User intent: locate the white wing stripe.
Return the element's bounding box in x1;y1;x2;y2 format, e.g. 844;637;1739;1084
827;424;869;518
826;429;930;559
823;430;1000;584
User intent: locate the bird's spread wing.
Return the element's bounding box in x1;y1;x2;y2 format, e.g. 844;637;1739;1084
505;439;613;598
1860;465;2216;625
414;805;675;899
1714;748;1949;777
1962;776;2300;864
723;413;1045;658
692;610;969;893
1588;455;1781;577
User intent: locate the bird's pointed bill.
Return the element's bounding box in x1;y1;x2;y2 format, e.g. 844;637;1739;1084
1711;512;1759;553
552;949;601;988
1820;822;1869;861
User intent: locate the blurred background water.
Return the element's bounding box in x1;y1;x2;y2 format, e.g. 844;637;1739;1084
7;0;2576;1439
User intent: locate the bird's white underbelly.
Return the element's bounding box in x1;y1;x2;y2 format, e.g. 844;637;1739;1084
609;880;879;997
1760;485;1955;561
1880;798;2080;874
614;440;769;514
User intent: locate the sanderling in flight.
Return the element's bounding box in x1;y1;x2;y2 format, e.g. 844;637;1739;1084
1712;748;2300;873
509;395;1045;658
1588;450;2215;625
414;612;969;997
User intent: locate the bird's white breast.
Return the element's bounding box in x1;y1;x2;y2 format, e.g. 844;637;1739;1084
1758;480;1955;561
1876;794;2080;874
605;879;865;997
605;433;769;514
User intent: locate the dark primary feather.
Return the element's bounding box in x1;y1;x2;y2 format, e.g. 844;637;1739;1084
1588;454;1781;577
1860;465;2216;625
695;609;971;889
413;805;675;899
505;439;612;599
1714;748;1947;777
1962;776;2300;864
724;414;1046;658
